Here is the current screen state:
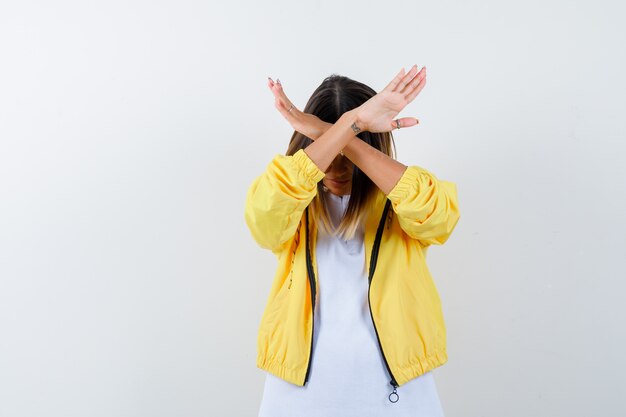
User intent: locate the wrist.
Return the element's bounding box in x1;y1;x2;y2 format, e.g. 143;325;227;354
344;109;365;135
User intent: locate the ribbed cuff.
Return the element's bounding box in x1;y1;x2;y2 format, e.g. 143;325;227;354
292;148;326;184
386;166;428;204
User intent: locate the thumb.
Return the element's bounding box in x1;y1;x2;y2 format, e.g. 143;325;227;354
392;117;419;130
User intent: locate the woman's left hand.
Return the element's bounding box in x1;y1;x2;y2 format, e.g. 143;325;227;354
267;77;330;140
355;65;426;133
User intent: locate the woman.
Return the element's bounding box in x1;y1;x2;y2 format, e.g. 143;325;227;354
244;65;461;417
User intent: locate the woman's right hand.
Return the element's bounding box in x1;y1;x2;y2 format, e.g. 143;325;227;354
355;65;426;133
267;77;331;140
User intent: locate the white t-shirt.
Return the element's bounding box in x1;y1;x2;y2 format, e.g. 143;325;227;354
258;191;445;417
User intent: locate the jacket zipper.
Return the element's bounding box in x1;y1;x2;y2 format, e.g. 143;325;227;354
368;290;399;402
303;207;315;385
303;201;399;403
368;199;400;403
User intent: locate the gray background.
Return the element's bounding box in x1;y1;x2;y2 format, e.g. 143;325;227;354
1;0;625;416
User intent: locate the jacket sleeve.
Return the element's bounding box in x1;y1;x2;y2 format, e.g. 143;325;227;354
244;148;326;254
385;165;461;247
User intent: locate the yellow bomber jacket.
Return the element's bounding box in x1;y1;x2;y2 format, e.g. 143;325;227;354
244;148;461;393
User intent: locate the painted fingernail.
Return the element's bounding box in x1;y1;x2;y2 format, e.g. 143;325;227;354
276;78;281;84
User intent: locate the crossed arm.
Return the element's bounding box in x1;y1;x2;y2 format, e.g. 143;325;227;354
245;113;460;254
301;108;407;196
246;69;460;253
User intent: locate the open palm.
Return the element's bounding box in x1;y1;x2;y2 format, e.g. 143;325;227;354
357;65;427;133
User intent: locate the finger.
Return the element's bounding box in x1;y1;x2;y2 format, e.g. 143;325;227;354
275;98;296;120
277;99;298;118
274;81;295;108
269;79;298;114
393;64;419;93
400;66;426;95
405;74;427;103
383;67;407;92
267;76;277;91
392;117;419;130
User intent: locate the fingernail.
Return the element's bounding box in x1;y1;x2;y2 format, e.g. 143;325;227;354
276;78;281;84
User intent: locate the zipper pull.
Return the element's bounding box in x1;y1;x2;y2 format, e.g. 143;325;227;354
388;380;399;403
